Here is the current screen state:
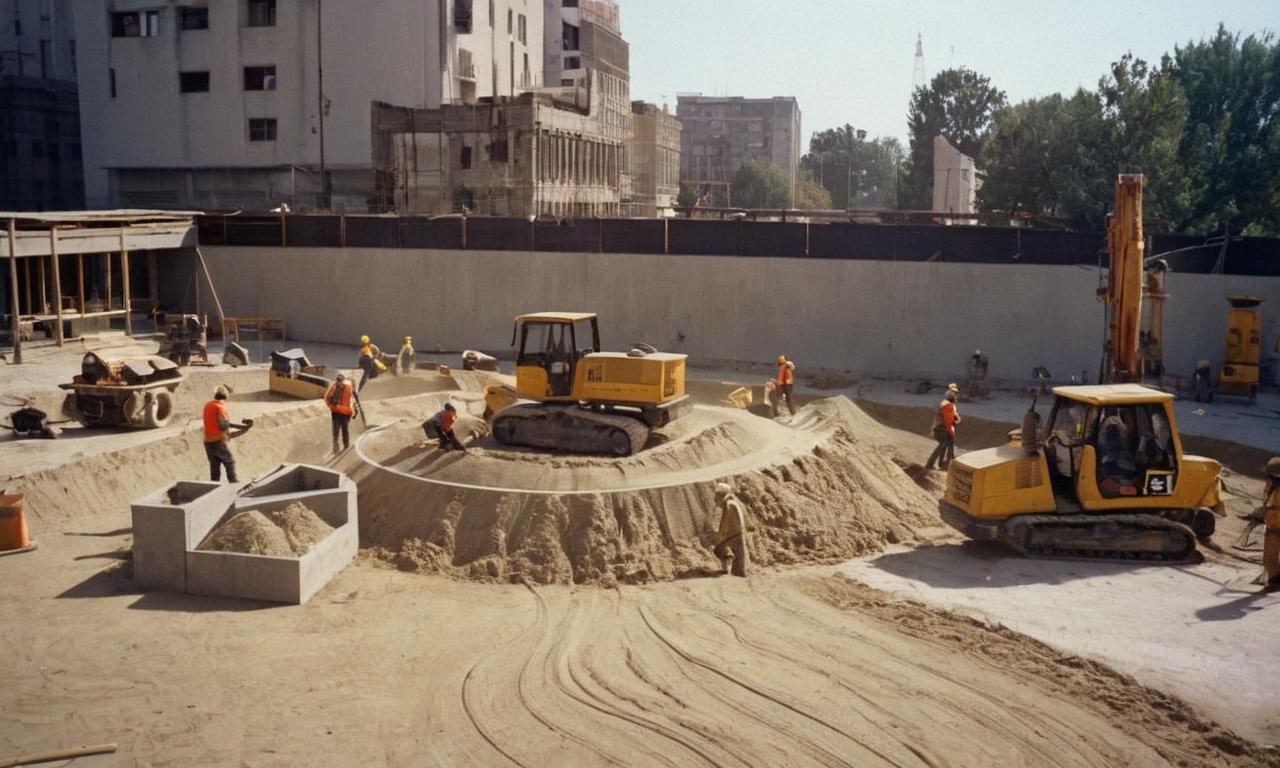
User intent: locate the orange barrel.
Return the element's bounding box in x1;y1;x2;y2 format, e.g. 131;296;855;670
0;494;30;551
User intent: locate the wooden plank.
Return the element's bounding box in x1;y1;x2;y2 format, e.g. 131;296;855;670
50;228;63;346
120;232;132;336
77;252;85;316
37;254;46;315
7;218;21;363
105;251;113;311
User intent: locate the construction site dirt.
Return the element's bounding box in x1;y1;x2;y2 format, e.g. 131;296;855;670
1;338;1278;766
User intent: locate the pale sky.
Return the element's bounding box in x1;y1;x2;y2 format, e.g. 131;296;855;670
625;1;1280;148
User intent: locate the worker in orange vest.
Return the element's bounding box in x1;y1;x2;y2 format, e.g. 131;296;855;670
925;383;962;470
325;372;357;453
772;355;796;417
423;402;466;452
357;334;388;392
203;386;239;482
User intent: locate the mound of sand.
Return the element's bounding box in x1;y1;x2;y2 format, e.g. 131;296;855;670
199;502;333;557
348;395;945;586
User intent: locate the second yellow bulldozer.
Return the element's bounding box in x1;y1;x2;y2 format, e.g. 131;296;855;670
484;312;690;456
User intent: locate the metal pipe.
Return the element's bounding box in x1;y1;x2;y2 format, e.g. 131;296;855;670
7;218;21;363
49;226;63;346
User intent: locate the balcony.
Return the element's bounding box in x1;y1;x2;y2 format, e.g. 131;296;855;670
457;49;477;82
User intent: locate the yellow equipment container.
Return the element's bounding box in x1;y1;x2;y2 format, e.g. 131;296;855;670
485;312;690;456
1219;296;1264;401
940;384;1224;561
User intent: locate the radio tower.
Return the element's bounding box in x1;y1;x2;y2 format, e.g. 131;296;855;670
912;34;927;92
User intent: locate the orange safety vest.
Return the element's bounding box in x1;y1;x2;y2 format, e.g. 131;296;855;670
325;381;353;416
939;400;958;437
203;400;229;442
776;363;793;386
440;409;457;432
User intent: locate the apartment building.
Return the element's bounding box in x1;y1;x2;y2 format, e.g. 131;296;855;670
74;0;542;212
628;101;678;217
676;95;801;208
0;0;83;210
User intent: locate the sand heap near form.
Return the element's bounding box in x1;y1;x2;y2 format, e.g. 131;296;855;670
199;502;333;557
349;396;943;586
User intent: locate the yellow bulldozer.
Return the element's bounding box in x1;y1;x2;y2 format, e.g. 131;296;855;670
940;174;1225;561
483;312;690;455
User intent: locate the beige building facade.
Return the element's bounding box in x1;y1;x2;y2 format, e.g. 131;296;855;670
629;101;679;217
932;135;976;214
676;95;801;208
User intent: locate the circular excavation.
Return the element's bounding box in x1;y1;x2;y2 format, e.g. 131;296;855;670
346;394;943;586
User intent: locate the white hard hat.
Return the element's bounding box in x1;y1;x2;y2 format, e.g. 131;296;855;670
714;482;732;496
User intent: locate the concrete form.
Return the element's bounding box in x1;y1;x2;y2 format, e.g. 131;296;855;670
130;464;358;605
630;101;680;217
677;95;802;208
371;83;627;217
932;135;976;214
73;0;544;212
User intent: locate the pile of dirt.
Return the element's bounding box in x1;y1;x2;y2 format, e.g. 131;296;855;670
199;502;332;557
350;396;947;586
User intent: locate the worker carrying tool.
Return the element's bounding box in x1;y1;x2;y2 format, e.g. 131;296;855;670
357;334;389;392
423;402;466;452
1264;457;1280;588
712;482;749;577
772;355;796;417
202;386;251;482
925;383;961;470
965;350;990;400
397;336;416;375
325;372;357;453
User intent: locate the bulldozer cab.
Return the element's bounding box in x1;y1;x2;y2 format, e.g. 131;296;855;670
513;312;601;400
1042;386;1180;504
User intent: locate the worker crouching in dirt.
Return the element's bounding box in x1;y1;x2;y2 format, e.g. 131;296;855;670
423;402;466;452
713;483;749;577
325;372;356;453
925;383;961;470
202;386;238;482
1264;457;1280;588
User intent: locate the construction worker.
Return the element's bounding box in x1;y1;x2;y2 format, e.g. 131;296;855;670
965;350;990;400
397;335;416;375
925;383;961;470
423;402;466;452
357;334;387;392
712;482;749;577
772;355;796;417
202;386;238;482
1263;457;1280;588
325;372;356;453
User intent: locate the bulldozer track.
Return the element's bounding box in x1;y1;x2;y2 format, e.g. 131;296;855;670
1006;513;1198;562
492;403;650;456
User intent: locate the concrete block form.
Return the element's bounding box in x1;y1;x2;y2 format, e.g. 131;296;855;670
130;464;358;605
131;481;240;592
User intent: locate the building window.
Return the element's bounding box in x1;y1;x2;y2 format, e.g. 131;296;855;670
562;0;577;7
562;22;579;51
248;118;277;141
180;71;210;92
112;10;160;37
564;56;580;70
109;68;117;97
507;9;513;34
180;7;209;30
246;0;276;28
454;0;472;32
243;65;276;90
48;143;60;161
460;146;472;169
517;14;526;43
40;40;50;78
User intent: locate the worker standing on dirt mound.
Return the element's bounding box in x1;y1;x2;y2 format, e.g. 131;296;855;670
423;402;466;452
397;336;416;375
1263;458;1280;587
773;355;797;417
925;383;962;470
713;482;749;577
202;386;239;483
357;334;387;392
325;372;356;453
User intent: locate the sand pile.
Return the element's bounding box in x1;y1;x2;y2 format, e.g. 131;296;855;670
199;502;333;557
349;395;944;586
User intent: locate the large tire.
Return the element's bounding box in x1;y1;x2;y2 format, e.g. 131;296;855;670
143;390;175;429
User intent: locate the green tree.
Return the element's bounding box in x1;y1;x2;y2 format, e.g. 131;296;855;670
731;160;791;208
803;126;904;208
793;170;833;210
977;95;1065;217
901;68;1006;209
1165;26;1280;234
676;181;699;208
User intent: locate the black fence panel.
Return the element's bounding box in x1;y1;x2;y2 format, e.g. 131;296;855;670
533;219;599;252
224;217;284;247
668;219;739;256
196;216;226;245
602;219;665;254
284;216;342;247
1152;234;1280;276
344;217;401;248
740;221;806;258
400;217;464;249
466;217;531;251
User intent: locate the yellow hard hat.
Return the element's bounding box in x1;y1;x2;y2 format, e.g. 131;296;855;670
1268;457;1280;479
360;335;370;345
776;355;786;364
403;335;412;344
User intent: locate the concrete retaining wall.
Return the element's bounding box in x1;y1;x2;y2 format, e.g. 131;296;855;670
175;246;1280;385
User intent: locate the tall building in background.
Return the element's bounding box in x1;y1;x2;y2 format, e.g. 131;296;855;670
74;0;543;212
676;95;801;208
628;101;678;217
0;0;83;211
